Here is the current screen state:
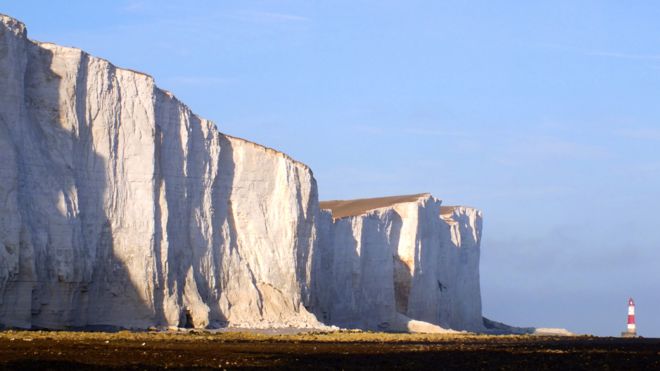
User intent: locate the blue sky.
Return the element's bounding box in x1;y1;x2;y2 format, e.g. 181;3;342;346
2;1;659;336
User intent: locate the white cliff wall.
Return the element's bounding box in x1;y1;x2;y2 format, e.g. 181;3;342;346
440;206;483;331
0;15;318;329
0;14;487;332
313;210;398;330
311;195;484;332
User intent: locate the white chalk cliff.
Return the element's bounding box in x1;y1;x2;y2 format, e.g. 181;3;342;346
0;15;318;329
0;14;487;332
311;194;484;332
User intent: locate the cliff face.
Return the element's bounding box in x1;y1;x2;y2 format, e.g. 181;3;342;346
0;14;488;332
311;194;484;332
0;15;318;329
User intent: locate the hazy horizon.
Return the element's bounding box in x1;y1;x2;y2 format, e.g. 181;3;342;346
2;0;659;336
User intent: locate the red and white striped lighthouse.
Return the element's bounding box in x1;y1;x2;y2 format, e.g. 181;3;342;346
621;297;637;337
627;298;636;333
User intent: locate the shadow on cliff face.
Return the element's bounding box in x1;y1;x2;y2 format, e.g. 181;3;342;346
211;134;235;326
153;91;232;327
388;213;408;316
393;256;411;314
309;210;410;331
307;215;361;328
0;42;155;329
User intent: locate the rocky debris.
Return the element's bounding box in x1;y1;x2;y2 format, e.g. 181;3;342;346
482;317;573;336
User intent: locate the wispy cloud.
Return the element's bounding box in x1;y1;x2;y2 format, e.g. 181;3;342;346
403;127;470;137
586;51;660;61
539;43;660;62
121;0;148;13
525;137;608;158
495;135;610;165
233;11;310;23
165;76;235;87
483;185;576;200
617;128;660;141
351;125;471;137
615;161;660;179
351;125;386;135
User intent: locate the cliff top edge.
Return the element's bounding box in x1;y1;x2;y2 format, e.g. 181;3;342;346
1;13;27;35
320;193;433;219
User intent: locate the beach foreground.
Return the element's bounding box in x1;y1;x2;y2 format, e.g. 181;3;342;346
0;331;658;370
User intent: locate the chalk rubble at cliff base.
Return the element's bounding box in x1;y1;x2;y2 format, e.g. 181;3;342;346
0;14;552;334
